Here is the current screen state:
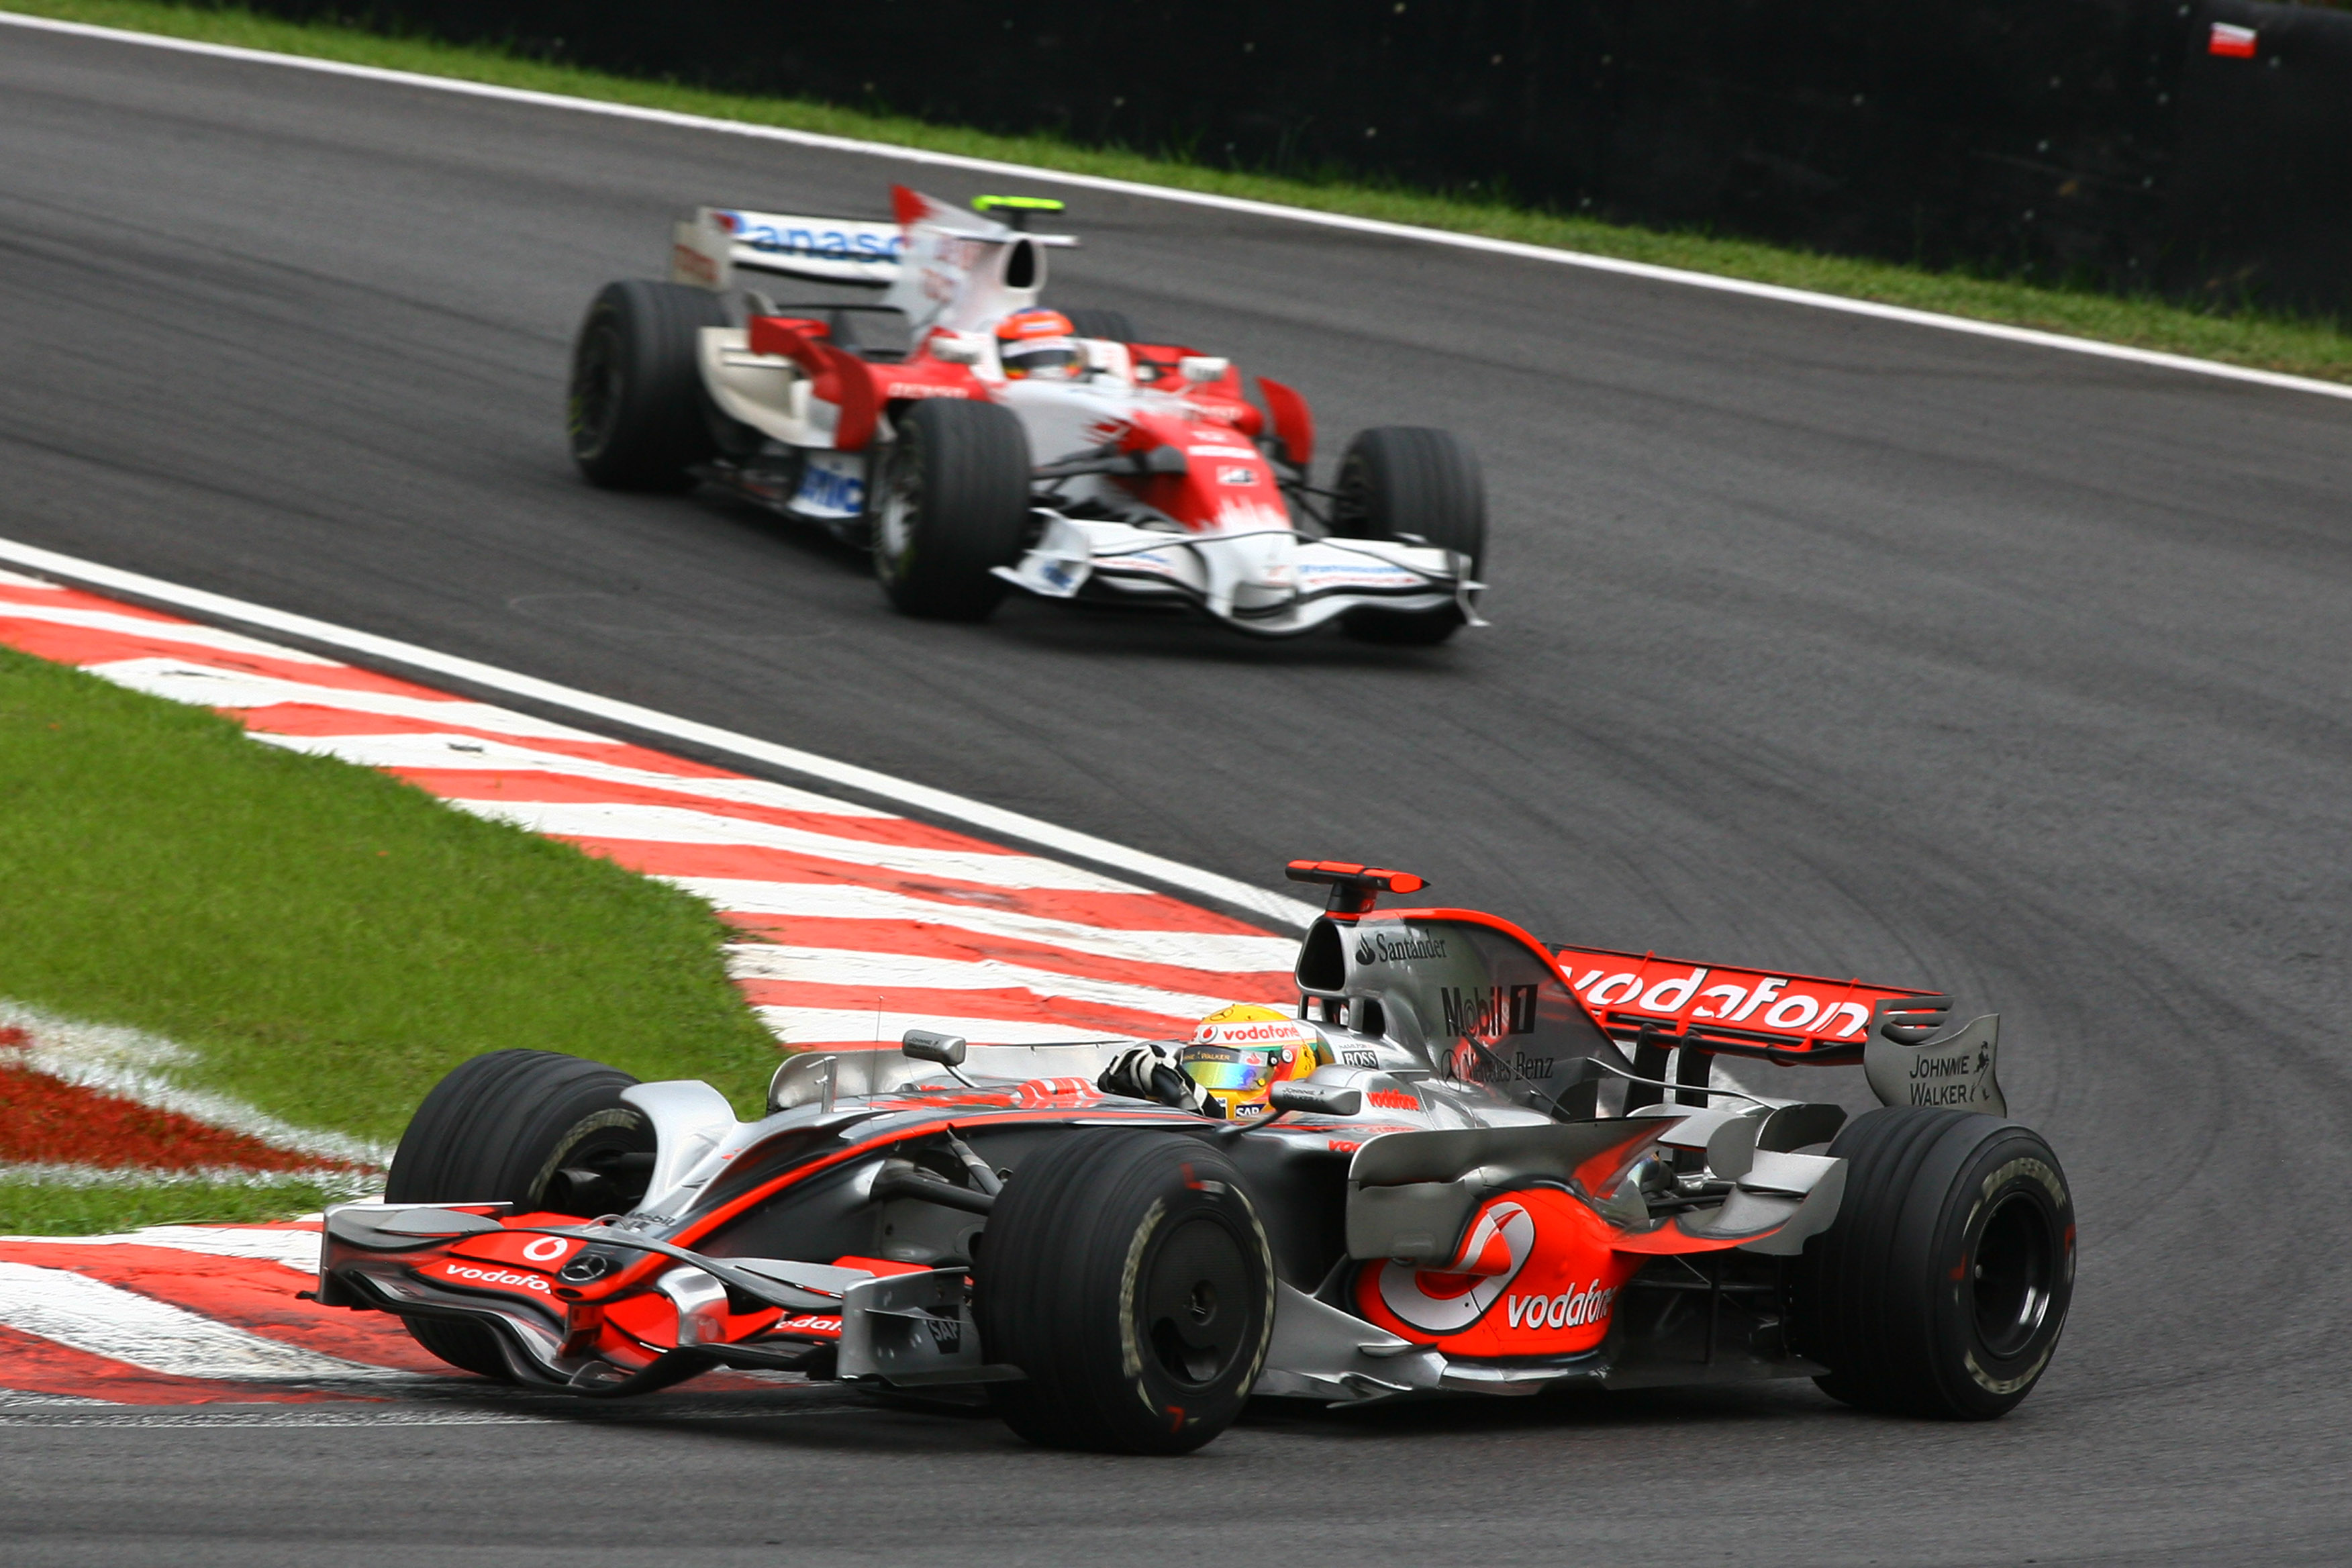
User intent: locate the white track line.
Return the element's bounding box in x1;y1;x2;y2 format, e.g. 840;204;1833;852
0;1165;372;1195
3;10;2348;406
0;536;1318;927
0;1263;410;1381
0;1226;324;1272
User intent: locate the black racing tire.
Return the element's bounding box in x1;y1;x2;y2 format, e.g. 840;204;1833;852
976;1130;1275;1455
1793;1107;2075;1420
871;397;1032;621
1061;307;1138;343
383;1050;652;1379
1328;426;1487;646
567;280;726;490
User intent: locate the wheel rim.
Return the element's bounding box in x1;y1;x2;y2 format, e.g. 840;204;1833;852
875;432;923;580
568;319;623;456
1970;1192;2056;1358
1139;1217;1253;1387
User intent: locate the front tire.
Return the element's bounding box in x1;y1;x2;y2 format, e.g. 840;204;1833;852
567;280;726;490
871;398;1032;621
1328;426;1487;645
1793;1108;2075;1419
383;1050;653;1379
976;1130;1274;1454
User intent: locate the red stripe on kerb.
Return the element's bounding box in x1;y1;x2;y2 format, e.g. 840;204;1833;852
734;979;1192;1036
0;585;189;622
0;1324;372;1405
0;1063;353;1173
0;1243;444;1373
580;839;1265;934
720;916;1294;1001
389;770;993;850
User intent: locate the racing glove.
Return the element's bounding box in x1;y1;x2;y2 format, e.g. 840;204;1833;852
1097;1043;1216;1116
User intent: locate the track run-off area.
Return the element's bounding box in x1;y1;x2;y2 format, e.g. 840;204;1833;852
1;15;2350;1567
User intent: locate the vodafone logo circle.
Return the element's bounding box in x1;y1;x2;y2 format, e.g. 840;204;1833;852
521;1236;569;1263
1377;1202;1534;1332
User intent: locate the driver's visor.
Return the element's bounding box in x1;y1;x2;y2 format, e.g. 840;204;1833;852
1182;1048;1278;1092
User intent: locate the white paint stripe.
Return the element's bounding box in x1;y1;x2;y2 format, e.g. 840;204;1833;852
82;658;609;742
0;1164;374;1195
0;1000;392;1168
751;1007;1134;1048
671;877;1298;970
724;943;1238;1020
0;1226;325;1273
2;11;2347;407
0;538;1318;926
0;568;62;590
0;1262;412;1381
444;797;1144;894
0;599;338;663
244;730;891;818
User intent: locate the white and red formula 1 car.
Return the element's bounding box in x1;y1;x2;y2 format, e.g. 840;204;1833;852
565;187;1486;641
319;863;2073;1454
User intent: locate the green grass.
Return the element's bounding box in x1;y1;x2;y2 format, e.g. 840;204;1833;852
0;646;781;1231
9;0;2352;383
0;1179;352;1236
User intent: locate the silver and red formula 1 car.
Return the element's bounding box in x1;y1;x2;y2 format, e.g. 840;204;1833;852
564;187;1485;641
319;863;2072;1453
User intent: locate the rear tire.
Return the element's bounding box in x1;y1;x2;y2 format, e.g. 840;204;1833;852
872;397;1032;621
567;280;726;490
1328;426;1486;646
1793;1108;2075;1419
383;1050;652;1379
976;1130;1274;1454
1061;307;1138;343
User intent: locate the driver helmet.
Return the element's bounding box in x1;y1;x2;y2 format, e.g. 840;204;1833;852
1179;1004;1326;1119
995;308;1085;381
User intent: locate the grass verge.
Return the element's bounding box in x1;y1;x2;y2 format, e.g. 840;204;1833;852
0;645;779;1232
0;1179;351;1236
7;0;2352;383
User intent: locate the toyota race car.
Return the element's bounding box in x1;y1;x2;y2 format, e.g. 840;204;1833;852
317;861;2073;1453
565;187;1486;641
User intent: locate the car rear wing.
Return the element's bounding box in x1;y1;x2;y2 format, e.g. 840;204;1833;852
1551;942;1938;1065
669;188;1078;304
671;207;906;290
1551;942;2006;1115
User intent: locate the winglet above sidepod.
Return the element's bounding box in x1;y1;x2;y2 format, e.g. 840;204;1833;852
1285;860;1428;915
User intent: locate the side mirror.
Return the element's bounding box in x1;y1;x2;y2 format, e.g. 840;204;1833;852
902;1029;968;1067
1178;355;1230;385
927;330;985;365
1267;1081;1363;1118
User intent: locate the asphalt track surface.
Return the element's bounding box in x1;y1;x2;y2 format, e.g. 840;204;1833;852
3;23;2350;1567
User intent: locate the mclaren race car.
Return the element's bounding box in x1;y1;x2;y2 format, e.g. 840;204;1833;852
565;187;1485;642
319;863;2073;1454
